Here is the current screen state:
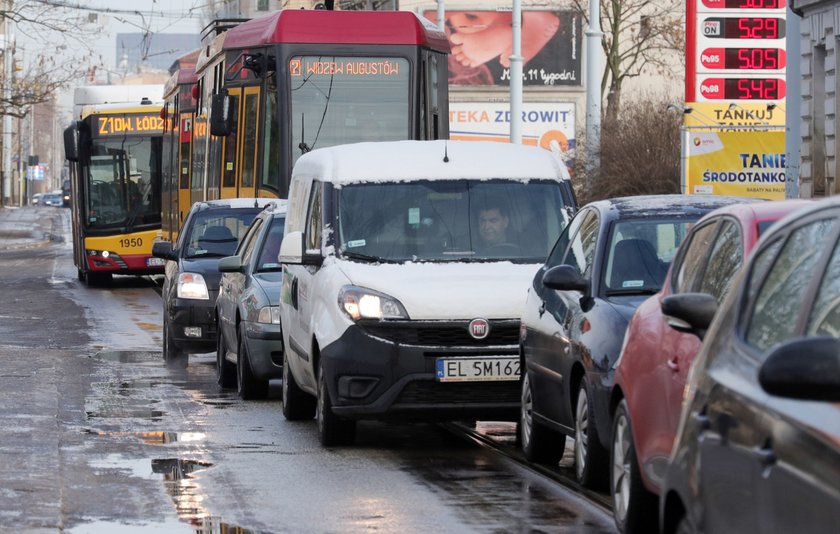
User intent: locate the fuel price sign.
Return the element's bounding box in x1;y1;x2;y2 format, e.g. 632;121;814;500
691;0;786;102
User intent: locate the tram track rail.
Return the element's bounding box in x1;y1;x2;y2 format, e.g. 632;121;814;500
444;421;613;514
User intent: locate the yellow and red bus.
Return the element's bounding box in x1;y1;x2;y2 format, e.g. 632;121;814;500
64;85;166;285
161;8;449;227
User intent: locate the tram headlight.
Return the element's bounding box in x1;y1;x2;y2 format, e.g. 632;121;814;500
177;273;209;300
257;306;281;325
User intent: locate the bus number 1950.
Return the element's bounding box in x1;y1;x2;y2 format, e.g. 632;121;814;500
119;238;143;248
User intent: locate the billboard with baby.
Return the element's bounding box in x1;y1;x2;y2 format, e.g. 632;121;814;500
423;10;583;87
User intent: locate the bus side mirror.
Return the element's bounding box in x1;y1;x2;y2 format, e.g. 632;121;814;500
210;93;234;137
63;123;80;162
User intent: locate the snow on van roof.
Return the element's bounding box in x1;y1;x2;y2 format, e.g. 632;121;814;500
291;140;571;185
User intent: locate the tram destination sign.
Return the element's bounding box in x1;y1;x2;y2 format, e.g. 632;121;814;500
95;113;165;137
290;57;405;79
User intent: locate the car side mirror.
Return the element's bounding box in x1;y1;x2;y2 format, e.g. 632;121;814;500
210;92;234;137
542;264;589;293
661;293;717;340
151;241;177;261
217;255;244;273
759;337;840;401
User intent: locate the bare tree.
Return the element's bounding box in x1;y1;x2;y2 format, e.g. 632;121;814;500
571;0;683;122
338;0;398;9
1;1;98;118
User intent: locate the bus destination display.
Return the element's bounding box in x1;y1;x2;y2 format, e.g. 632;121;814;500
96;113;165;137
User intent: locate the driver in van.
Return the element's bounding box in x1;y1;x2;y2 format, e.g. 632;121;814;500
476;200;519;254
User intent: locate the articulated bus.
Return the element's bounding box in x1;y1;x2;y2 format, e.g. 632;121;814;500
64;85;166;285
161;8;449;228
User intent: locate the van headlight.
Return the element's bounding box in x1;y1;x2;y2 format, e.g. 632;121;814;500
338;286;409;321
177;273;209;300
257;306;281;324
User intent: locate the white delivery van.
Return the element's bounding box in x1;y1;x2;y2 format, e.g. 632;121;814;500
278;140;577;445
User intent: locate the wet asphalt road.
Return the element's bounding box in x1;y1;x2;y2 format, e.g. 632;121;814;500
0;206;616;533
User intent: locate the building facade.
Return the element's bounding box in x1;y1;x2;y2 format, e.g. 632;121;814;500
790;1;839;197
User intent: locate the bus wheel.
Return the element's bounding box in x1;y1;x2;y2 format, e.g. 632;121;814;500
77;268;86;282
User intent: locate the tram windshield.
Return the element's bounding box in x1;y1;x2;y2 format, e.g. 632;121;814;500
290;55;410;167
83;136;162;230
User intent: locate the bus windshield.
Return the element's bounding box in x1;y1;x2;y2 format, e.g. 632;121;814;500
83;136;162;230
291;56;409;167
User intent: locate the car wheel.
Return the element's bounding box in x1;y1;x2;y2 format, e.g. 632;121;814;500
316;359;355;446
163;313;187;369
520;371;566;464
237;325;268;400
215;320;236;388
611;399;657;534
574;379;609;489
282;349;316;420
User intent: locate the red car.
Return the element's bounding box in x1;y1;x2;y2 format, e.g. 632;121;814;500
608;199;810;534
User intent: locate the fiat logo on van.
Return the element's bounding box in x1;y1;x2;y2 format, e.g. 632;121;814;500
468;318;490;340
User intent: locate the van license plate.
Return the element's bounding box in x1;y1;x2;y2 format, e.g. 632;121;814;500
435;356;520;382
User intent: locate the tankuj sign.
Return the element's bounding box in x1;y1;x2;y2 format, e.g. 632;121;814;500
686;130;785;199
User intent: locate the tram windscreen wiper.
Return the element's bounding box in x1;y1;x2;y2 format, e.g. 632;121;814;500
298;113;311;154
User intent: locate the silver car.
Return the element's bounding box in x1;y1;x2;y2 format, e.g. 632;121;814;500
215;201;287;399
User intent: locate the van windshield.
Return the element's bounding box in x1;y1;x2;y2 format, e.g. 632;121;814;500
336;180;570;263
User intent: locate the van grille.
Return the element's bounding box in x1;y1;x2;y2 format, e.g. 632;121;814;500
359;320;519;347
394;380;520;405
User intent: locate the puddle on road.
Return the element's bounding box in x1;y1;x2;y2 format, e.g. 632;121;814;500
83;429;207;446
91;350;162;364
75;455;254;534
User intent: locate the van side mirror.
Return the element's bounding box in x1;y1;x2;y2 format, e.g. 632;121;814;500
280;231;322;266
63;123;80;162
759;337;840;401
661;293;717;340
217;255;244;273
279;231;304;264
152;241;177;261
210;92;234;136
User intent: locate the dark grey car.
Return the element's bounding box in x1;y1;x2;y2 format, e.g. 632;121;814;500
660;196;840;534
152;198;274;368
216;201;287;399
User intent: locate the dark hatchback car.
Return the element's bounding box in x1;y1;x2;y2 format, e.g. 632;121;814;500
660;197;840;534
519;195;749;488
153;198;274;368
216;201;287;399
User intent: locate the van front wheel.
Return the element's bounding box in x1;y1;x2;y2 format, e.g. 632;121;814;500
282;350;315;420
316;361;355;446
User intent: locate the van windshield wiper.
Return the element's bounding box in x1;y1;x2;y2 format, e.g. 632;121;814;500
340;250;397;264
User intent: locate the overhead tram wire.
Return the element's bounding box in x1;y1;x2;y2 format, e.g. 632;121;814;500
28;0;208;19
